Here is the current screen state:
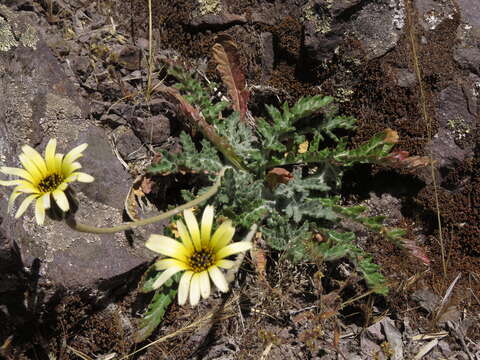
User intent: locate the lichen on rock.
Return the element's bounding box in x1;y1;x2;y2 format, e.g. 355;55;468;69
198;0;221;16
0;16;18;52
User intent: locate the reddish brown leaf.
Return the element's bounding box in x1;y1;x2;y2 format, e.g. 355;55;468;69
140;176;155;195
154;84;247;170
385;150;433;169
383;128;399;144
253;246;267;281
401;238;430;265
212;35;250;123
265;167;293;190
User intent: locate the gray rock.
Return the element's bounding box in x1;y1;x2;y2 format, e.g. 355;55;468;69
453;0;480;75
381;318;404;360
414;0;456;31
393;68;418;88
365;321;385;342
411;288;440;313
424;84;476;181
131;114;171;145
454;25;480;76
0;6;150;289
112;125;145;161
351;0;405;59
260;32;274;82
303;0;406;63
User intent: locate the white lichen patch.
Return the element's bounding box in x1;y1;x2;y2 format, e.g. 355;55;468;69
336;88;355;103
473;82;480;97
390;0;405;30
302;0;332;34
447;116;471;141
198;0;221;16
0;16;19;51
20;23;39;49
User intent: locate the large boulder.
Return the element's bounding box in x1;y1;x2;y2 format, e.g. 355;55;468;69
0;5;151;292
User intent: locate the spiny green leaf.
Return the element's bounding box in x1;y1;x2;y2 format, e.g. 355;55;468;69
148;132;223;174
217;112;265;169
135;274;179;343
262;212;312;263
316;230;388;295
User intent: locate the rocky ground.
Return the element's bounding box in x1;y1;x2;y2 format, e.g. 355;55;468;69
0;0;479;359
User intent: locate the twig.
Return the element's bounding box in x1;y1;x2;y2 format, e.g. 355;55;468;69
146;0;154;100
405;0;446;277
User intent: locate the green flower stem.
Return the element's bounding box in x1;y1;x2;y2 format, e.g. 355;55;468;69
65;167;230;234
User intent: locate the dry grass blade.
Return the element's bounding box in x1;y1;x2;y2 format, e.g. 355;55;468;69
405;0;446;277
433;273;461;324
212;35;250;123
67;345;95;360
412;331;448;341
118;295;239;359
413;339;438;359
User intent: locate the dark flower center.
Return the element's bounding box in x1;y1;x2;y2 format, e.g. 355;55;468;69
189;248;215;273
38;173;64;193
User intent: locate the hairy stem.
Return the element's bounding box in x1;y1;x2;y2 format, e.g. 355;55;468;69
65;167;229;234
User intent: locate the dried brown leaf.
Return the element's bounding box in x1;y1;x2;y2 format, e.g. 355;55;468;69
140;176;155;195
385;150;433;169
265;167;293;190
212;35;250;123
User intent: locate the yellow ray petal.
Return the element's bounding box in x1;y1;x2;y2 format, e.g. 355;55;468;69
52;189;70;212
199;271;211;300
44;139;57;171
177;220;194;253
54;153;64;174
200;205;214;248
184;209;201;250
57;182;68;192
7;191;22;213
62;161;82;176
146;235;189;262
35;197;46;225
19;153;43;181
13;183;40;195
216;241;252;260
21;145;47;175
74;172;94;183
63;143;88;167
178;271;193;305
152;266;184;290
0;167;35;183
0;179;23;186
40;192;51;210
189;273;201;306
208;266;228;292
15;194;37;218
216;259;234;269
155;258;189;271
211;220;235;251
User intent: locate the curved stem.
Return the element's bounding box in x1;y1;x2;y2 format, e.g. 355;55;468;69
65;167;229;234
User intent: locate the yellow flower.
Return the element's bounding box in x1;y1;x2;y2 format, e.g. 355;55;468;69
145;206;251;306
0;139;94;225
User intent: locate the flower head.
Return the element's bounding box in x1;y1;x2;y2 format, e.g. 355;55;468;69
0;139;94;225
146;206;251;306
